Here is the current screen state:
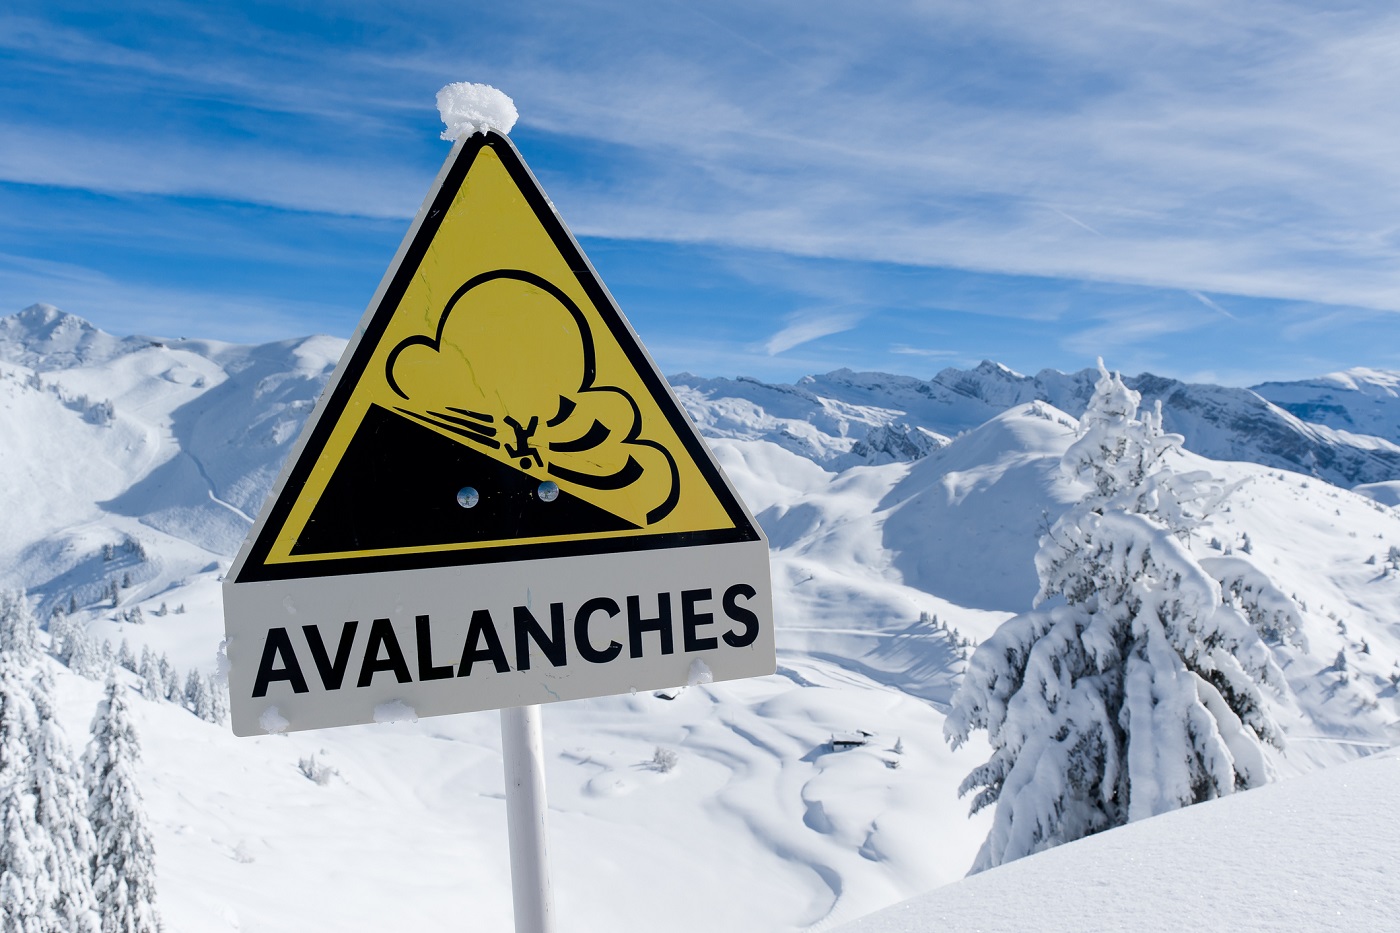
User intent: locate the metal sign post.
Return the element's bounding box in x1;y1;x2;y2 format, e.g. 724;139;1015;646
501;704;556;933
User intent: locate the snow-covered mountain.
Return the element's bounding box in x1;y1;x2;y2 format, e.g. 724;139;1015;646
3;304;1398;931
1254;367;1400;441
676;360;1400;488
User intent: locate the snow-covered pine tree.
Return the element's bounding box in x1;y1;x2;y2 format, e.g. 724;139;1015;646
157;655;180;703
30;668;100;932
1203;556;1306;649
182;669;208;718
0;649;99;931
116;640;136;673
48;612;76;665
0;793;46;933
206;674;229;726
0;651;52;930
946;362;1285;871
137;649;161;702
0;590;41;663
85;672;162;933
67;633;106;682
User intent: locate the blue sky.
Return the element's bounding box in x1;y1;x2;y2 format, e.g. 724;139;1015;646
4;0;1400;385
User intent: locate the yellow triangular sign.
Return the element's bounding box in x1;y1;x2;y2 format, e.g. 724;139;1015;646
233;131;759;583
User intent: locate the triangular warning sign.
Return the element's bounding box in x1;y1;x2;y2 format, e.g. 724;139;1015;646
232;131;760;583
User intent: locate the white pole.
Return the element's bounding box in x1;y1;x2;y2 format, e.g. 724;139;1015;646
500;704;556;933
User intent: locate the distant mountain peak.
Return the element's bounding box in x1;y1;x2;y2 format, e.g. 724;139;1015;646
10;302;98;336
0;304;137;370
1318;367;1400;396
972;359;1026;379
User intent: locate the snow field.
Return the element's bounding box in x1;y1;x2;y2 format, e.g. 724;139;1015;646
4;308;1400;929
839;748;1400;933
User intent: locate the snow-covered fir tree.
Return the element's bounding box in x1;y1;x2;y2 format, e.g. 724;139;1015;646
0;651;50;930
137;649;160;702
157;655;180;703
183;669;208;718
30;668;100;932
85;672;162;933
48;612;77;665
1;646;100;931
67;632;107;682
0;590;41;663
206;674;229;726
1204;556;1306;648
946;362;1286;871
116;640;136;674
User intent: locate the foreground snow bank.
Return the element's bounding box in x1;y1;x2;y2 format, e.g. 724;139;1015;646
839;748;1400;932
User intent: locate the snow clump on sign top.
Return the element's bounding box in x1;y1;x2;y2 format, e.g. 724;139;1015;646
436;82;518;140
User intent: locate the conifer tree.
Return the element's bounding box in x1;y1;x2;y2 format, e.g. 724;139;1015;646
137;649;161;702
85;673;162;933
67;633;106;682
206;674;229;726
116;640;136;674
946;363;1285;870
0;794;46;933
0;591;40;663
0;649;101;931
182;669;208;719
47;613;76;666
0;651;50;931
30;669;100;932
157;655;180;703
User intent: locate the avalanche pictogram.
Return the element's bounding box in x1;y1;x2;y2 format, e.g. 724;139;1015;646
384;269;680;527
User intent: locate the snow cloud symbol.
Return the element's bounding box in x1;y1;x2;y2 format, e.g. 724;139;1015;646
384;270;679;527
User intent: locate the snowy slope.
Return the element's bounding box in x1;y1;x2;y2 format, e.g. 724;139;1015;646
838;747;1400;933
3;306;1400;931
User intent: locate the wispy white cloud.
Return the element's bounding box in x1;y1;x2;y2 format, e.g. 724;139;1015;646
7;0;1400;377
763;308;865;355
891;345;961;358
1061;305;1217;358
1188;291;1235;320
458;1;1400;314
0;251;348;343
0;121;424;218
